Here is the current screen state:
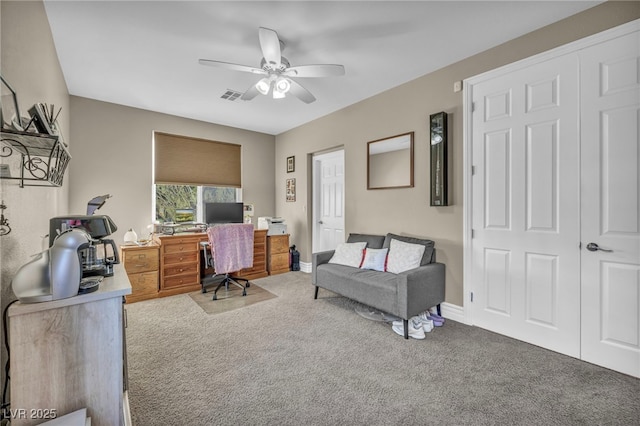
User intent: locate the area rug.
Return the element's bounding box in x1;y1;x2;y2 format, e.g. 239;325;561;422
188;281;276;315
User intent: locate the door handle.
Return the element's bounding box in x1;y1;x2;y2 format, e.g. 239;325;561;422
318;221;323;224
586;242;613;253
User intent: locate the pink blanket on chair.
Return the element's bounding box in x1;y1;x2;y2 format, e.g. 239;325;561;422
207;224;254;274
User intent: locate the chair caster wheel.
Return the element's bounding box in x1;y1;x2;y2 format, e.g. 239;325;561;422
201;288;207;294
212;294;218;301
242;290;247;296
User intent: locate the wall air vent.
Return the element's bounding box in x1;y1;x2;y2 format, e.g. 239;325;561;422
220;90;242;101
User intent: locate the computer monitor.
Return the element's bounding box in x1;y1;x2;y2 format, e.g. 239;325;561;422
204;202;244;225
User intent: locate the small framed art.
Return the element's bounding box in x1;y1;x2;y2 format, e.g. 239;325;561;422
286;178;296;202
287;156;295;173
1;75;21;131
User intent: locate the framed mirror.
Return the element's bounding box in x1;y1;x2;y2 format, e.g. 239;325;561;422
367;132;414;190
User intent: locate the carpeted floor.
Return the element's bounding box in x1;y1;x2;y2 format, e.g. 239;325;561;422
124;272;640;426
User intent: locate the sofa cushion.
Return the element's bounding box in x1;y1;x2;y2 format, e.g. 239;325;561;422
328;242;367;267
347;233;385;249
383;233;434;265
316;263;398;314
360;248;388;272
386;239;425;274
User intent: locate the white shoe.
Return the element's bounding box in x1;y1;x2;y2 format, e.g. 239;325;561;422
392;317;426;339
395;315;433;333
416;312;434;332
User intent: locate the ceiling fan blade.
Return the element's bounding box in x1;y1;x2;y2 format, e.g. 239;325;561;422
199;59;266;75
288;79;316;104
258;27;281;69
241;83;260;101
284;64;345;78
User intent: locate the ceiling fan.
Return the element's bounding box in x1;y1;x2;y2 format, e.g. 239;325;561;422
199;27;345;104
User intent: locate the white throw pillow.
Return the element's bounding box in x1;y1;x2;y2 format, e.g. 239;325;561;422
386;239;425;274
359;248;389;272
328;242;367;267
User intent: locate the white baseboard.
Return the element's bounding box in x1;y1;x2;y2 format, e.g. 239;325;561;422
300;261;312;273
440;302;467;324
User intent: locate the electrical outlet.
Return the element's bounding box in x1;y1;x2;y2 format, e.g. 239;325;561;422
453;81;463;92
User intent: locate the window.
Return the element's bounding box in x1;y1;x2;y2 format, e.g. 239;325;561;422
153;131;242;223
155;185;240;223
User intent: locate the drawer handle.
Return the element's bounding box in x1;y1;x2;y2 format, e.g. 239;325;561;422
134;263;148;268
179;268;184;272
137;254;147;260
179;247;184;251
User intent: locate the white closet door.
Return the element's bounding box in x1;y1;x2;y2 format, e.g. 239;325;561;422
471;53;581;357
313;150;345;253
580;30;640;378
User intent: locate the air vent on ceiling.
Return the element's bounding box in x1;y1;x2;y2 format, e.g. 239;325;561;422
220;89;243;101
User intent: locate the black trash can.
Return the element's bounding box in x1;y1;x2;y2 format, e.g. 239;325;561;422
290;245;300;271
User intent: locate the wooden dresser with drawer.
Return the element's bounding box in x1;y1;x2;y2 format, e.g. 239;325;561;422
153;229;269;297
267;234;290;275
120;243;159;303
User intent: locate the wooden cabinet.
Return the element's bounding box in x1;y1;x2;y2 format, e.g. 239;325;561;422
8;268;131;426
240;229;269;280
268;234;290;275
154;233;204;296
153;229;268;296
121;244;159;303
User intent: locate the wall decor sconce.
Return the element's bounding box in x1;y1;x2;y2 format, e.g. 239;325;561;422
0;200;11;236
430;112;448;206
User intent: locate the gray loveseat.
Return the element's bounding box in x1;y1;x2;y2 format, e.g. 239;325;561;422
312;233;446;339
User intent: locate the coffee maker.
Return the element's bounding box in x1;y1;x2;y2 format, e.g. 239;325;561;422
12;228;93;303
49;215;120;277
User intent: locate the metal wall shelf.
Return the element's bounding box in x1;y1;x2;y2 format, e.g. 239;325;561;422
0;128;71;187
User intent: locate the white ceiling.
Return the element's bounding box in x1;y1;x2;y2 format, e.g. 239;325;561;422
43;1;603;135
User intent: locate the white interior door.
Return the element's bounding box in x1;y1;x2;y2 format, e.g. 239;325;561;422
312;150;345;253
470;53;582;357
580;31;640;378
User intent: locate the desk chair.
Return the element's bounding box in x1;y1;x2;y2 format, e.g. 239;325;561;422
200;223;254;300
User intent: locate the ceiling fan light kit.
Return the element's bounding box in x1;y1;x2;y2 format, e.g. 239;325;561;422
199;27;345;104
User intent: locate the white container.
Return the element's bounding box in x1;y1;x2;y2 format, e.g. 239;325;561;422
123;228;138;245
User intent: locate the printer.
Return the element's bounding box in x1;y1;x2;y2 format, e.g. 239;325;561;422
258;217;288;236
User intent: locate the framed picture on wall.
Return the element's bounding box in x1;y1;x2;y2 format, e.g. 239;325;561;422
429;111;448;206
287;156;295;173
286;178;296;202
1;75;21;131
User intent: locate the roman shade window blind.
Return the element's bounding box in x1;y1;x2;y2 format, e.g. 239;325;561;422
154;132;241;187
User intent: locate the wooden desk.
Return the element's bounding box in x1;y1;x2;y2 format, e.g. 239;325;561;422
153;229;268;297
8;266;131;426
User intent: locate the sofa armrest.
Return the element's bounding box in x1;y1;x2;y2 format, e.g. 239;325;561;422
396;262;446;318
312;250;335;285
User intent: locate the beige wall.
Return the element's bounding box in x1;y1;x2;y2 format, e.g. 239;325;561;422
0;0;71;389
274;1;640;307
69;97;276;244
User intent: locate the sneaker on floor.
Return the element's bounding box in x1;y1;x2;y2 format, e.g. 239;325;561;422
416;312;435;332
420;310;444;327
392;316;433;333
392;317;426;339
428;308;445;323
